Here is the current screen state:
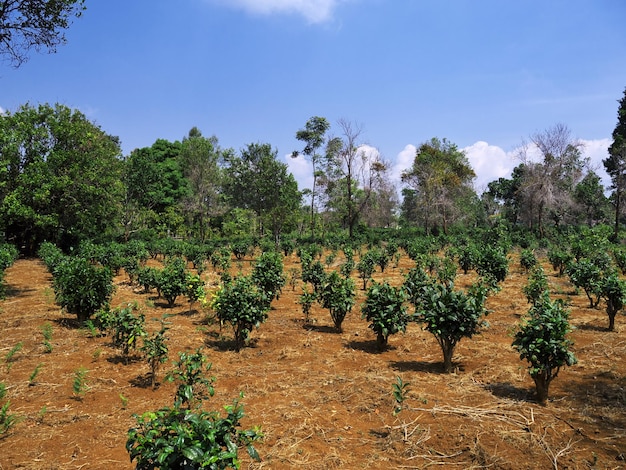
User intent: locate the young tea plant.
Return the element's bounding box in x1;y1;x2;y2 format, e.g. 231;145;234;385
4;342;23;371
298;286;317;324
141;316;171;389
28;363;43;386
72;367;89;400
392;376;411;416
0;382;19;436
111;302;146;364
40;322;53;353
319;271;355;332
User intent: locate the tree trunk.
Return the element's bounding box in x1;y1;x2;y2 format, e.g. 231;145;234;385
607;303;617;331
376;332;387;352
441;342;455;373
533;373;550;405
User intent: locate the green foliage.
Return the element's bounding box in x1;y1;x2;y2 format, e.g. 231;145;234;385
476;245;509;285
356;251;376;290
51;256;115;322
523;266;549;307
512;291;577;404
141;317;170;389
210;246;232;273
612;247;626;275
72;367;89;399
319;271;355;332
392;376;410;416
38;242;65;272
414;281;489;373
29;363;43;386
157;257;188;307
301;259;327;294
40;322;53;353
4;342;22;369
403;267;434;310
567;259;603;308
0;382;19;437
110;302;146;364
211;276;269;351
457;244;479;275
167;349;215;410
361;281;408;351
251;251;285;307
137;266;160;293
298;286;317;324
547;246;573;276
436;256;457;286
185;273;205;313
127;364;262;470
519;249;537;273
1;103;125;253
231;240;252;260
599;270;626;331
281;238;296;257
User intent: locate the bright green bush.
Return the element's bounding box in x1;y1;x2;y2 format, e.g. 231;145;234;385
52;256;115;322
361;281;408;351
512;291;577;404
414;281;489;373
320;271;355;332
127;349;261;469
156;257;188;307
211;276;269;351
251;251;285;307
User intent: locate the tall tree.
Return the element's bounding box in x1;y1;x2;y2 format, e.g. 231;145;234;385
225;143;301;241
0;0;85;67
516;123;586;236
573;171;609;227
0;103;124;252
604;88;626;240
323;119;387;238
401;138;476;234
178;127;228;241
293;116;330;238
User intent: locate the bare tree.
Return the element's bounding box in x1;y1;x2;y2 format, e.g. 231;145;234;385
516;124;586;236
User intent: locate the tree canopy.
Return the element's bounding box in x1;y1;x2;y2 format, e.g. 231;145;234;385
0;0;85;67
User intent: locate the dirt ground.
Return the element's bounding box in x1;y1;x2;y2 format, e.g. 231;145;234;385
0;249;625;469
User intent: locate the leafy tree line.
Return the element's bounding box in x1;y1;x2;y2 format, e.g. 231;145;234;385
2;92;626;255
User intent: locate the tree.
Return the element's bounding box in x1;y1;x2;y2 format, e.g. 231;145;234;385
604;88;626;240
0;103;124;253
224;143;301;241
573;171;609;227
0;0;85;67
413;281;489;373
512;291;577;404
122;139;190;238
293;116;331;238
177;128;228;241
516;123;586;236
323;119;387;238
401;138;476;234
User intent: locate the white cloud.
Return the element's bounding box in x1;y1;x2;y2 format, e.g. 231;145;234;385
391;144;416;185
210;0;344;23
284;152;314;190
580;138;611;189
462;141;516;193
0;106;5;115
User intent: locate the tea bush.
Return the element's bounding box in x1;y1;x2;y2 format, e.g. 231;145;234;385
361;281;408;351
320;271;355;332
51;256;115;322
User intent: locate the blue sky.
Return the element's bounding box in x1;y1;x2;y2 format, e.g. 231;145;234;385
2;0;625;193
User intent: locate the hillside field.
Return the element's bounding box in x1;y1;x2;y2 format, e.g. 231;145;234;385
0;251;625;469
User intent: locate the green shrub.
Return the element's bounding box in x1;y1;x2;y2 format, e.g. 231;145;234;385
127;350;261;469
110;302;146;364
320;271;355;332
251;251;285;307
512;291;577;404
361;281;408;351
567;259;603;308
413;281;489;373
356;251;376;290
157;257;188;307
141;317;170;389
476;245;509;285
301;259;326;294
211;276;269;351
599;270;626;331
52;256;115;322
523;266;549;307
519;249;537;273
